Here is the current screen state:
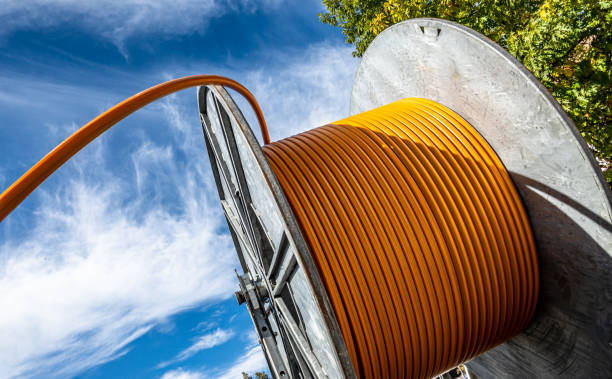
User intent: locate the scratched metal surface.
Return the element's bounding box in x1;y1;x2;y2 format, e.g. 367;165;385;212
351;18;612;378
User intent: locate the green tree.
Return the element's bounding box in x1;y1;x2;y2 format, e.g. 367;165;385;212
241;372;270;379
321;0;612;183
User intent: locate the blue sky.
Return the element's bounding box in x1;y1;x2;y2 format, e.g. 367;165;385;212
0;1;357;378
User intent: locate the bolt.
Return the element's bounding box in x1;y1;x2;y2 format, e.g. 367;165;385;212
235;291;246;305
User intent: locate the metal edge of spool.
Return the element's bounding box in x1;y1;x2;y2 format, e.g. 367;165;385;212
197;85;357;379
350;18;612;377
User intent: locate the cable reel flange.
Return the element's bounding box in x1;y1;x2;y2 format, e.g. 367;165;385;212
351;18;612;377
197;85;356;379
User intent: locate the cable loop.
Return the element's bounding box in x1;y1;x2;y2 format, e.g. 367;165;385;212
0;75;269;221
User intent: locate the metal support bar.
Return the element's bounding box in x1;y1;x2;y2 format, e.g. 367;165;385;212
237;273;290;378
276;298;327;377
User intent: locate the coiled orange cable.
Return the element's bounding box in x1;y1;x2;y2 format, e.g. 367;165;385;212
0;75;269;222
263;98;539;378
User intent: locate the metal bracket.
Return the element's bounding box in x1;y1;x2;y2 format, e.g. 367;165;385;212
437;364;471;379
236;272;289;378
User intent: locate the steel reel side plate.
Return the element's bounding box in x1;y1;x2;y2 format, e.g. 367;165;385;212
351;18;612;377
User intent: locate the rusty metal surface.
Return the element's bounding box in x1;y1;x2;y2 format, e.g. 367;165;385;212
351;18;612;378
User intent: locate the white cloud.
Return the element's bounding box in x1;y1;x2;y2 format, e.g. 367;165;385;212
159;328;235;368
178;328;235;359
160;336;267;379
0;0;284;56
0;42;356;378
215;344;268;379
161;368;205;379
0;1;207;49
240;43;357;141
0;97;236;378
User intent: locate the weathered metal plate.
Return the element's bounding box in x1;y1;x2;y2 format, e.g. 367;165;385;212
198;85;356;379
351;18;612;377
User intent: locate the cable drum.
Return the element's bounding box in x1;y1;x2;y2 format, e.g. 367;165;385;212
0;70;542;377
263;98;539;378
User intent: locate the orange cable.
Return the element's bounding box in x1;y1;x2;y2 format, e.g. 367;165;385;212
0;75;270;222
263;98;539;379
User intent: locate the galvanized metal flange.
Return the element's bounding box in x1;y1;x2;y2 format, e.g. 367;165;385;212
351;18;612;377
197;85;356;379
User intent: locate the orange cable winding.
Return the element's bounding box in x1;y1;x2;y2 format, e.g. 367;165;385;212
263;98;539;379
0;75;269;222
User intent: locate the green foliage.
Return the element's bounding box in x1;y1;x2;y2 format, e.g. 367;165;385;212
241;372;270;379
321;0;612;183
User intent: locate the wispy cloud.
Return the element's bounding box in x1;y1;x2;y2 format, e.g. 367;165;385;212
159;328;235;368
177;328;234;360
0;1;205;51
215;344;268;379
160;344;267;379
239;43;357;140
0;0;283;56
159;330;266;379
161;368;205;379
0;96;235;378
